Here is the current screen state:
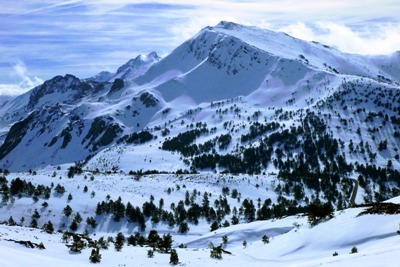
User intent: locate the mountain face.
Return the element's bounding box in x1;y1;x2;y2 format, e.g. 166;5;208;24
1;21;400;203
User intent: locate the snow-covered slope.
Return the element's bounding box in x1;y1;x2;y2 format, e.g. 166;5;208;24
0;169;399;267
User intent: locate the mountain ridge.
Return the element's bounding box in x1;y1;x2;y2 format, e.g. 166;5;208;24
0;21;399;180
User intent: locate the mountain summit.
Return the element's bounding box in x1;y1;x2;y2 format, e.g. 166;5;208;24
0;21;399;173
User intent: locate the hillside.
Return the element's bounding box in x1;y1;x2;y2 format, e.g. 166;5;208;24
0;169;399;266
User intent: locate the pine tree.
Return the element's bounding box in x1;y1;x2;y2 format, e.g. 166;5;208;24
43;220;54;233
262;235;269;244
114;232;125;251
147;249;154;258
69;221;78;231
210;221;219;231
169;249;179;265
86;216;97;228
127;235;137;246
210;245;223;259
158;234;173;253
63;205;73;217
147;230;160;249
69;235;86;253
30;218;38;228
32;209;41;220
89;248;102;263
7;216;16;226
61;232;71;243
97;237;108;250
73;212;83;223
178;222;189;234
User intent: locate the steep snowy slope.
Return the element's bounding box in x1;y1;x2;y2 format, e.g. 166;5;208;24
0;73;165;170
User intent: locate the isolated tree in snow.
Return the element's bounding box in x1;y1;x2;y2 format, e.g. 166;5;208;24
210;245;223;259
169;249;179;265
89;248;102;263
63;205;73;217
262;235;270;244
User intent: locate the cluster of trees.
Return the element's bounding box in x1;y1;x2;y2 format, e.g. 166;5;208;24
307;201;334;225
62;230;176;264
0;177;51;202
118;130;154;145
240;122;280;142
162;127;209;156
67;165;83;178
92;186;311;234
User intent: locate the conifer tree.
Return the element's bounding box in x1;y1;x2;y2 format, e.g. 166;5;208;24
97;237;108;249
147;230;160;249
63;205;73;217
114;232;125;251
7;216;16;226
262;235;270;244
43;220;54;233
89;248;102;263
69;235;86;253
170;249;179;265
158;234;173;253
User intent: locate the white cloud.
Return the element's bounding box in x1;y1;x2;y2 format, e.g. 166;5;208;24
0;61;43;96
279;22;400;55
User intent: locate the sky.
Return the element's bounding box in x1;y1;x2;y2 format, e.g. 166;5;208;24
0;0;399;95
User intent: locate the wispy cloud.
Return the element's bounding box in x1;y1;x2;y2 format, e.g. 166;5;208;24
0;61;43;96
279;22;400;55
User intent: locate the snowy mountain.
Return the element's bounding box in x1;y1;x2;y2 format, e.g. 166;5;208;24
1;21;399;173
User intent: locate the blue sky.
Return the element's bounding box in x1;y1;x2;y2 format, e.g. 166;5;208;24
1;0;399;95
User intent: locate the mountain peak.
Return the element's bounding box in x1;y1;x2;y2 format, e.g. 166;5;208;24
114;52;160;80
214;20;241;30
